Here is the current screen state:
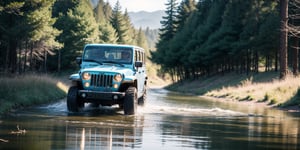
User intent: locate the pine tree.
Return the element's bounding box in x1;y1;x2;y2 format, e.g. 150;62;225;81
94;0;105;22
159;0;178;41
94;0;118;43
176;0;196;31
98;21;118;43
197;0;247;74
55;0;99;70
0;0;62;73
123;9;137;45
26;0;62;72
52;0;79;17
289;0;300;75
187;0;226;77
0;1;25;73
110;0;127;44
152;0;178;79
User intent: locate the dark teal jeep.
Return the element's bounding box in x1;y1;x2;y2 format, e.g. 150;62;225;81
67;44;147;115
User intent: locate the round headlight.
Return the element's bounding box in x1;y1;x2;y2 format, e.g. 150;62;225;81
82;72;91;80
114;74;123;82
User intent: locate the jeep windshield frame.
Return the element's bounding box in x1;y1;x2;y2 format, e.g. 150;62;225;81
83;45;133;65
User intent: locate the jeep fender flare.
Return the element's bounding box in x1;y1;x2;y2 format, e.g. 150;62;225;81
123;76;137;84
69;73;81;87
120;76;137;92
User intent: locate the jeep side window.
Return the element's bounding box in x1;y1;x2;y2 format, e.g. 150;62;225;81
134;49;145;63
135;51;138;62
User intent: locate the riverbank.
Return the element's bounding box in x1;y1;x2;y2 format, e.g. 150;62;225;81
166;72;300;111
0;75;69;115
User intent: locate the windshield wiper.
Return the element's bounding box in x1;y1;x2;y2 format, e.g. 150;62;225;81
103;60;124;67
83;59;103;65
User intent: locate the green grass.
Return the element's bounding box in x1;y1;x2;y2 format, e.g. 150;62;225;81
0;75;68;114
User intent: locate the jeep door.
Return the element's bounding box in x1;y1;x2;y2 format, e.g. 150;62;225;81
135;49;146;98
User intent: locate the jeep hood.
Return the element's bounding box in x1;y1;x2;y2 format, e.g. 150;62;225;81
81;65;134;75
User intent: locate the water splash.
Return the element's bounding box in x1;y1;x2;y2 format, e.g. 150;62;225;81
40;100;67;112
138;104;247;117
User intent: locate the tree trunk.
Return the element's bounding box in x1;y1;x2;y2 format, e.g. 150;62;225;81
23;40;28;73
292;37;299;76
29;43;34;71
265;55;268;72
275;49;279;72
58;49;61;72
254;51;259;73
246;49;250;75
18;42;22;74
44;49;47;73
279;0;289;79
9;40;17;74
5;44;10;73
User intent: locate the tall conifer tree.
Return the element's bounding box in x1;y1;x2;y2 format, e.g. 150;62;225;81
94;0;117;43
110;0;127;44
55;0;99;70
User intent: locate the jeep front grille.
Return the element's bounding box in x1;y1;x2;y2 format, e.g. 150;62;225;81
90;74;113;87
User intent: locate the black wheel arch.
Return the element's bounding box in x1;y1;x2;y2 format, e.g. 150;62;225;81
119;80;137;92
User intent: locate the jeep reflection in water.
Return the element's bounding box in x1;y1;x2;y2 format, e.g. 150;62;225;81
67;44;147;115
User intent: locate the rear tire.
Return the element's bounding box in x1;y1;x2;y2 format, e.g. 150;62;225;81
67;86;84;112
124;87;137;115
138;87;146;106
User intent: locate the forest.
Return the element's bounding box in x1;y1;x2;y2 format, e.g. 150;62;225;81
0;0;151;74
151;0;300;81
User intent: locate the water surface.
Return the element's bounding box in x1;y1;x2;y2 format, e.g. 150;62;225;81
0;88;299;150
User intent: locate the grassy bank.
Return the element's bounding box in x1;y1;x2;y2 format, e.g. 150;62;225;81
0;75;69;115
166;72;300;108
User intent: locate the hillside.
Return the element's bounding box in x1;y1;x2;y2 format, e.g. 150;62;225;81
128;10;164;29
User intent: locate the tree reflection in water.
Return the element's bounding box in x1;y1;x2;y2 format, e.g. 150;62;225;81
64;116;144;150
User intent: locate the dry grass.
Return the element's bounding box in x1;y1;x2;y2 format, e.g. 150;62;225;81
167;72;300;107
205;74;300;106
0;75;68;114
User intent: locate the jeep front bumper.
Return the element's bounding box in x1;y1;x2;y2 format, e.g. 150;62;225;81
78;90;125;101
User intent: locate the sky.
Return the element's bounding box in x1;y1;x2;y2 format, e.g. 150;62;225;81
107;0;167;12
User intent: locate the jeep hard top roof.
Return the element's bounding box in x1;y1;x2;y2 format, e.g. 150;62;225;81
84;44;144;52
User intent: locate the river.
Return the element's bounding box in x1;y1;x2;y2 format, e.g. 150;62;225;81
0;88;299;150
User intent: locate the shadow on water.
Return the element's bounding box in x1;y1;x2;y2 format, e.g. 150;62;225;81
0;88;300;150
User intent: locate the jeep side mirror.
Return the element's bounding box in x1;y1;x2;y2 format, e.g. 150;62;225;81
135;61;143;68
76;57;82;65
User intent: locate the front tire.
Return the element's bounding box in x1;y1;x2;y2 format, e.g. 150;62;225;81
124;87;137;115
67;86;84;112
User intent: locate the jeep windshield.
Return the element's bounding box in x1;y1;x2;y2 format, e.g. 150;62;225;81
83;45;133;65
